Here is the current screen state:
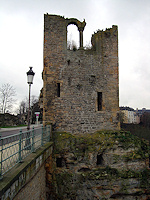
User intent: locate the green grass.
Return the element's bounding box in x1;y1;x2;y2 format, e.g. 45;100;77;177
0;124;27;128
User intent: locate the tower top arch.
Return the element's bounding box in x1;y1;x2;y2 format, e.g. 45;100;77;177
65;18;86;31
66;18;86;48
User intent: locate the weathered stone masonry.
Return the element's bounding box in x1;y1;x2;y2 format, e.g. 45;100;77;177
43;14;119;133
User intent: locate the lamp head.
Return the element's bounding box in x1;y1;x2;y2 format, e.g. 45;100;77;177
27;67;35;84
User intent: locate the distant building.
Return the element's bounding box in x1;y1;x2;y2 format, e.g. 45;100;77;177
120;107;140;124
136;108;150;116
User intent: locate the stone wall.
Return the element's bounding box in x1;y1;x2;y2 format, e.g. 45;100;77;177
14;165;46;200
45;131;150;200
43;14;119;134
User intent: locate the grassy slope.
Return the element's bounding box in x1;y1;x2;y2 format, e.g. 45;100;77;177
121;123;150;142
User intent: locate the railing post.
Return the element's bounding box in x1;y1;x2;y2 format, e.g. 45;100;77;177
18;130;22;163
25;129;31;150
48;125;51;142
32;127;35;153
41;125;43;146
0;139;3;180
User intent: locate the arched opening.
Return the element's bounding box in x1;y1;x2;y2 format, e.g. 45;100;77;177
67;24;79;50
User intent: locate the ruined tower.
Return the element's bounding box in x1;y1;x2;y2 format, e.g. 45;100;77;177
43;14;119;133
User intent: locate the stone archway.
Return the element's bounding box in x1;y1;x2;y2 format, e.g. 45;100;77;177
66;18;86;48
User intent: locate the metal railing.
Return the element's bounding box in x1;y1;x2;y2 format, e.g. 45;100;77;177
0;125;51;179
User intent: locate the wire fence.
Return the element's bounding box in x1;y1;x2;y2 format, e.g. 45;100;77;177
0;125;51;178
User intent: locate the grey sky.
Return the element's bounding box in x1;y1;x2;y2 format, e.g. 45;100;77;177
0;0;150;111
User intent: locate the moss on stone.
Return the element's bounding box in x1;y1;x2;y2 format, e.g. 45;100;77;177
79;166;149;181
50;130;150;199
54;169;79;199
53;167;150;199
52;131;76;154
139;169;150;188
53;130;149;159
83;166;119;180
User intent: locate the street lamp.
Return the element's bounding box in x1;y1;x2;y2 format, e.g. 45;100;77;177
27;67;35;130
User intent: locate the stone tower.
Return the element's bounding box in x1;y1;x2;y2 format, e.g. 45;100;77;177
42;14;119;133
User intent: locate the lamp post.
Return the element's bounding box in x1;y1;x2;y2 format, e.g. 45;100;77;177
27;67;35;130
25;67;35;150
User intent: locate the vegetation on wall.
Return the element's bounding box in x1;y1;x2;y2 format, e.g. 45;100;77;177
46;130;150;199
53;130;149;156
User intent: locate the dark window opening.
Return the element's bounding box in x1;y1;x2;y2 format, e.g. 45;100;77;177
57;83;60;97
98;92;102;111
97;154;103;165
56;157;63;167
67;60;70;65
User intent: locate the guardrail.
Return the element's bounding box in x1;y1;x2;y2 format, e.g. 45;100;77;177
0;125;51;179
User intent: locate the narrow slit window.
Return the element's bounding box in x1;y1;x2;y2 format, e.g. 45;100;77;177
57;83;60;97
98;92;102;111
67;60;70;65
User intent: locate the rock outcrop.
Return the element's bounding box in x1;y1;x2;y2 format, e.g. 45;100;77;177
45;131;150;199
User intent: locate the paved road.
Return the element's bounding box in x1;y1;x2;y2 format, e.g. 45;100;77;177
0;125;43;146
0;125;42;138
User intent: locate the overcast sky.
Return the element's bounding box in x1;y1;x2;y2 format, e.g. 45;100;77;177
0;0;150;112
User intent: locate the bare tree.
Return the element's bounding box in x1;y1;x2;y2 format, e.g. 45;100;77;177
117;111;125;124
19;100;27;115
67;39;78;51
17;95;38;115
0;83;16;113
31;95;38;106
67;31;78;50
84;41;92;50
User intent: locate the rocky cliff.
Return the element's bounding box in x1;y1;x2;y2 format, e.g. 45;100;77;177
45;130;150;200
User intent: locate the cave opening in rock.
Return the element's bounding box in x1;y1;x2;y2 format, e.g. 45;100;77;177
97;154;103;165
56;157;63;167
